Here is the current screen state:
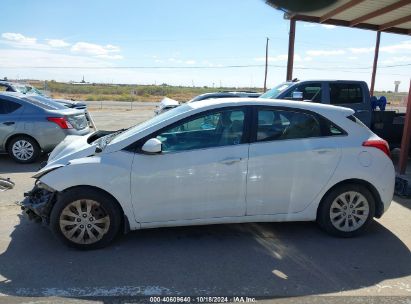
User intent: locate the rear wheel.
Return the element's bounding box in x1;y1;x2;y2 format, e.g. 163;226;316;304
317;183;375;237
7;136;40;163
50;188;122;249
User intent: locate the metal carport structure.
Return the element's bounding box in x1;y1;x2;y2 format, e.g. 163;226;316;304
280;0;411;174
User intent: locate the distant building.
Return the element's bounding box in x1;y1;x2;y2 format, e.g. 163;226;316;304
394;81;401;93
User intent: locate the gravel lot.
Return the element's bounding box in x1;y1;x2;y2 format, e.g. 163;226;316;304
0;104;410;302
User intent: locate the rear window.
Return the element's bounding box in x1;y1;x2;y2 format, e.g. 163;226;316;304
22;96;67;110
0;99;22;114
283;82;322;103
330;83;363;104
347;114;367;128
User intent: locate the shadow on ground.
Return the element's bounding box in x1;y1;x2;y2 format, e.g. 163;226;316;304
0;216;410;300
0;155;46;174
393;195;411;211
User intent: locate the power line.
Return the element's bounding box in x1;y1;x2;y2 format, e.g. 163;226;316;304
0;64;266;69
0;63;409;70
106;35;374;49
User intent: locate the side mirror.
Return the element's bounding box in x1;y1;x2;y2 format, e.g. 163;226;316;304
141;138;162;154
291;91;303;100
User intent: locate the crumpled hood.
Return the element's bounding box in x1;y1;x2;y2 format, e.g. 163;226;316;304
155;97;179;114
33;134;97;178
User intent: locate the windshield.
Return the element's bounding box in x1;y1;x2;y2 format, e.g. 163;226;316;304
260;82;292;99
27;87;45;96
13;85;30;94
111;103;193;144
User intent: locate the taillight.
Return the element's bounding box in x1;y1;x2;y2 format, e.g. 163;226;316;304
47;117;73;129
363;139;390;158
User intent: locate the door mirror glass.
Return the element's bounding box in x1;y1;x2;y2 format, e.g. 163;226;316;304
142;138;162;153
291;91;303;100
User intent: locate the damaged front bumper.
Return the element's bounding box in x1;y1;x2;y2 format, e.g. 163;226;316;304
18;183;57;225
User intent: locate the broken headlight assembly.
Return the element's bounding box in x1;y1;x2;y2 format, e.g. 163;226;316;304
19;181;57;224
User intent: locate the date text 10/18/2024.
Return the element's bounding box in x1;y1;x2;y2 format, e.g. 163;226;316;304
149;296;257;303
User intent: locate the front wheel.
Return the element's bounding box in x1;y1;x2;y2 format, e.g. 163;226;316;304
317;184;375;237
50;188;122;249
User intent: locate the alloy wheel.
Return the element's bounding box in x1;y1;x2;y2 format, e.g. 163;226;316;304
329;191;370;232
59;199;110;244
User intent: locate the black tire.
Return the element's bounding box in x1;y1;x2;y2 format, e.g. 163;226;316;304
50;187;123;249
317;183;375;237
7;135;41;163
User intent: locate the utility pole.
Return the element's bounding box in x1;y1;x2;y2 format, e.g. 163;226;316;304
286;19;296;81
370;31;381;96
263;37;269;92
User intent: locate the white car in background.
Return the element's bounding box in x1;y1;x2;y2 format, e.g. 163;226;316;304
21;98;395;249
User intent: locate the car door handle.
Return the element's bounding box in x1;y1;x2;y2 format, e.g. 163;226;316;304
219;157;242;165
3;122;15;126
356;110;369;114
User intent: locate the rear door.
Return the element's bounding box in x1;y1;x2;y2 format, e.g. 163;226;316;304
327;82;371;127
0;98;23;150
246;106;343;215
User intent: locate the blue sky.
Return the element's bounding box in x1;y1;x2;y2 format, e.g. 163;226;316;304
0;0;410;91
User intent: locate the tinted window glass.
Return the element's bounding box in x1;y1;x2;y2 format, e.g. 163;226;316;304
256;109;321;141
260;82;292;99
330;83;363;104
347;114;367;128
157;109;245;152
322;119;345;136
329;124;344;135
0;99;22;114
284;83;322;102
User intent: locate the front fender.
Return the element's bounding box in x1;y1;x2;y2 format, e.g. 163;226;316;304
39;151;138;229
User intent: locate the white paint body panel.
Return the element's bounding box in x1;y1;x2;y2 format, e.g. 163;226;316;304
36;98;395;231
247;137;341;215
40;151;139;230
131;145;248;223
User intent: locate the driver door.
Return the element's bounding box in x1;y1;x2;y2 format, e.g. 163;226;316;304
130;107;250;224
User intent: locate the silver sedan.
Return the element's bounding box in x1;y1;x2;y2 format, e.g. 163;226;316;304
0;92;90;163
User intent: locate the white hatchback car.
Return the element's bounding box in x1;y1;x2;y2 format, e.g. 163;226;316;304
21;98;395;249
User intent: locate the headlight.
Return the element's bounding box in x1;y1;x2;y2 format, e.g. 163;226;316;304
35;181;56;192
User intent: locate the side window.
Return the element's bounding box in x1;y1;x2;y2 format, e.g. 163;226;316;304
156;109;246;152
256;109;321;142
284;83;322;103
0;99;22;114
322;119;345;136
329;83;363;104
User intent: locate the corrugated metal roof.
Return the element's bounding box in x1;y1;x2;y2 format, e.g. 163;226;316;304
366;4;411;25
401;20;411;27
334;0;395;20
290;0;411;35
